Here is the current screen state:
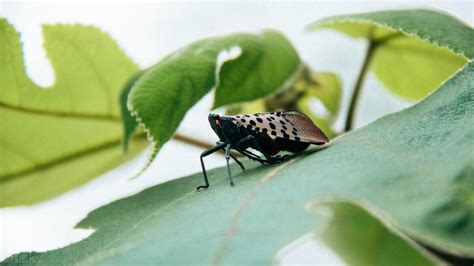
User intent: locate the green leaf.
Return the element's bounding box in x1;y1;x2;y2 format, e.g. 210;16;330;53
0;19;147;207
6;61;473;264
127;30;301;170
295;71;341;137
120;70;144;152
308;9;472;100
226;70;342;137
318;202;435;265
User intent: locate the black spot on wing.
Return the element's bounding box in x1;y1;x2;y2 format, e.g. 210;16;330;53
256;117;263;123
269;123;276;129
250;120;256;126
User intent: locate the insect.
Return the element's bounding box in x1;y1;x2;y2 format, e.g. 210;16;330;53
198;111;329;190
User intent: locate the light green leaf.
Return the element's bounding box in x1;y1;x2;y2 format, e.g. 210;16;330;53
127;30;301;171
296;71;341;137
308;9;472;100
6;61;473;264
0;19;147;207
318;202;435;265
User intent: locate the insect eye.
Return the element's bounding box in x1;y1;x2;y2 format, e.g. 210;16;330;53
215;119;221;126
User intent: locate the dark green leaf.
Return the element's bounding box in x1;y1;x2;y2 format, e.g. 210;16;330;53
120;70;145;152
127;30;301;170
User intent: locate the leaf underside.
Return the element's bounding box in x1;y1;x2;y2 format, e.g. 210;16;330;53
308;9;472;100
6;61;473;265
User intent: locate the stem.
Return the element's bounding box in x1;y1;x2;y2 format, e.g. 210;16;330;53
344;40;378;132
173;133;216;150
174;133;246;157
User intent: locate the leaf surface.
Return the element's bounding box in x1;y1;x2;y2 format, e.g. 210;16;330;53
0;19;146;207
6;61;473;264
308;9;472;99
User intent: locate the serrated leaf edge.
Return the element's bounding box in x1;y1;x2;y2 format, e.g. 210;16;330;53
309;17;471;62
126;45;247;178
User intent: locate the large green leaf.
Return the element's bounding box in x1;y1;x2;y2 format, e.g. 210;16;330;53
126;30;301;171
0;19;147;207
308;9;472;100
6;61;473;264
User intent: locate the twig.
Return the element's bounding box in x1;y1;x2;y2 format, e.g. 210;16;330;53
344;40;378;132
173;133;230;156
173;133;216;150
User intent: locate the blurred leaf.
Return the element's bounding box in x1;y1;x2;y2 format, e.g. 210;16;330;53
308;9;472;100
304;72;341;115
318;202;435;265
6;61;473;264
296;71;341;137
0;19;147;207
127;30;301;171
227;70;342;137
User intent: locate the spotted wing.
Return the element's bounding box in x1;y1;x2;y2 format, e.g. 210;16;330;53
229;111;329;144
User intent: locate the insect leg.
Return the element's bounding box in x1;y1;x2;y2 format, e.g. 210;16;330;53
198;142;227;190
244;136;279;164
234;136;267;164
237;149;266;164
224;144;234;186
229;153;245;170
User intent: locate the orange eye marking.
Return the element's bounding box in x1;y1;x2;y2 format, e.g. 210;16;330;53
215;120;221;126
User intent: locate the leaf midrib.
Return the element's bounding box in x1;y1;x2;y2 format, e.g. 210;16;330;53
0;134;145;182
212;159;298;265
0;100;120;121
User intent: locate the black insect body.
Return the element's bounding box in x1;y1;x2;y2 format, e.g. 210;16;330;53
198;111;329;190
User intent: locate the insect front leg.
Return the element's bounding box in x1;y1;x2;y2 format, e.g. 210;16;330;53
224;144;234;187
198;142;227;190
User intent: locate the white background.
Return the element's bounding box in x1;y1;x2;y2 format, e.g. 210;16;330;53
1;1;472;264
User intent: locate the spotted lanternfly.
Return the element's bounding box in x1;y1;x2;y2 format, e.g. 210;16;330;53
198;111;329;190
